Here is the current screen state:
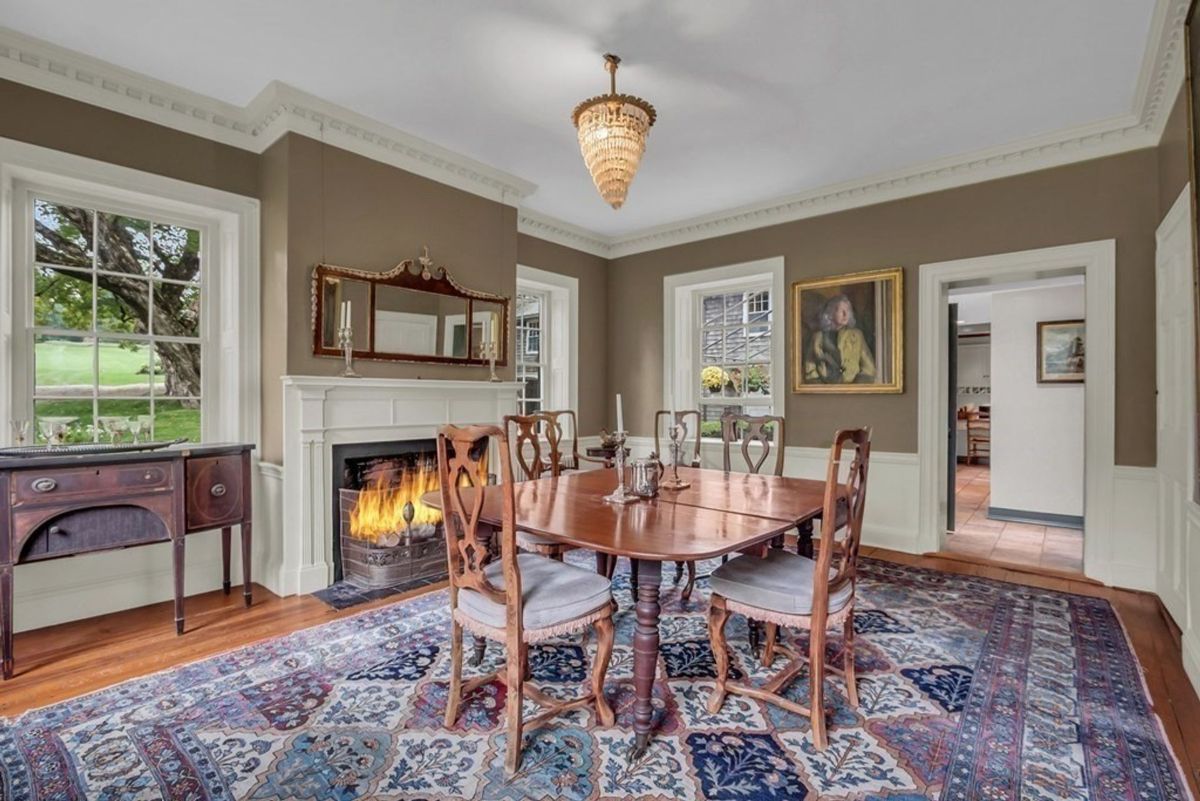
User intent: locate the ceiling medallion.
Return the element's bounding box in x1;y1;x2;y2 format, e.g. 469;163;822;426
571;53;657;210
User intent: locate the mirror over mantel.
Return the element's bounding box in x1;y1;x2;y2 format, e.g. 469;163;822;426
311;248;509;367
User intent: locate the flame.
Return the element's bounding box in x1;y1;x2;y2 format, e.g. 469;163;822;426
348;452;488;544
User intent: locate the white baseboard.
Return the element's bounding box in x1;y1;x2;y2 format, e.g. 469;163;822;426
1184;628;1200;697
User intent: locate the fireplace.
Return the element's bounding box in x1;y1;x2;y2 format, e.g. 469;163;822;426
331;439;445;588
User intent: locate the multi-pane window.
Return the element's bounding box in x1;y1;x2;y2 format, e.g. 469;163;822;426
28;197;203;443
515;291;546;415
698;287;773;438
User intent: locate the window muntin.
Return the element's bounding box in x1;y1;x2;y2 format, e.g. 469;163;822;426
28;197;203;443
515;290;546;416
697;286;774;439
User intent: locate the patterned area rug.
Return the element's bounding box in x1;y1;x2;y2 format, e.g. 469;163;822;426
0;556;1192;800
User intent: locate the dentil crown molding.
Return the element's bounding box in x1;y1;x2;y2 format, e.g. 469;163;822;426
0;0;1188;257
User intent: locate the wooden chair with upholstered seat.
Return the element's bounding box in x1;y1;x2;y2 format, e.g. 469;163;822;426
505;412;574;561
540;409;613;472
655;409;703;599
438;423;616;774
721;412;786;477
706;427;871;751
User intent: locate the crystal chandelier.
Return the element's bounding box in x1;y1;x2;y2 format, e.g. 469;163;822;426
571;54;657;210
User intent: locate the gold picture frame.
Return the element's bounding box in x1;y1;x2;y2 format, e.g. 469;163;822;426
791;267;904;394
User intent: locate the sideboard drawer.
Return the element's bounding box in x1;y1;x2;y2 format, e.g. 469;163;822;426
15;497;174;561
11;460;174;507
186;455;245;530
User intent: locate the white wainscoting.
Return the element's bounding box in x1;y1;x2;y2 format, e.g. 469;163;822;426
1108;466;1159;593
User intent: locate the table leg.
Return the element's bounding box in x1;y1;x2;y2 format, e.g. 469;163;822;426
1;563;12;680
240;520;253;607
797;519;815;559
172;534;185;635
629;558;662;761
221;526;232;594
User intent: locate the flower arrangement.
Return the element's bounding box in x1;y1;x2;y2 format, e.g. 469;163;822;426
701;366;727;393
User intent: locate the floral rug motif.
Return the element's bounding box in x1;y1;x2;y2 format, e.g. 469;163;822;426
0;556;1192;800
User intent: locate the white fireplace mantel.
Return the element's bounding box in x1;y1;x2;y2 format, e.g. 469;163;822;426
277;375;520;596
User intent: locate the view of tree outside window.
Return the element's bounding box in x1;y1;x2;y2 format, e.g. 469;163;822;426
698;287;773;438
516;291;545;415
29;197;203;443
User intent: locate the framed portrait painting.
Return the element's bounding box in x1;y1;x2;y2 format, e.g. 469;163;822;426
1036;319;1085;384
791;267;903;393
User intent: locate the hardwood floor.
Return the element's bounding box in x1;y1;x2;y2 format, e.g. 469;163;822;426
946;463;1084;573
2;551;1197;797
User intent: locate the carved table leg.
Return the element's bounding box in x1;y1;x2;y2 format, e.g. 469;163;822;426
221;526;232;594
629;558;662;761
240;520;253;607
797;519;815;559
1;563;12;680
172;534;185;635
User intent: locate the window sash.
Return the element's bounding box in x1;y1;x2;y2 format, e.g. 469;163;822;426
516;289;549;414
696;285;775;416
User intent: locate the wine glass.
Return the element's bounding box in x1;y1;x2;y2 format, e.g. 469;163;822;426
128;416;144;444
96;416;121;444
107;417;130;444
138;415;154;441
9;419;29;447
39;417;77;447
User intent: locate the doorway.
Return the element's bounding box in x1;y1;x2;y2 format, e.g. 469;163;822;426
916;241;1116;584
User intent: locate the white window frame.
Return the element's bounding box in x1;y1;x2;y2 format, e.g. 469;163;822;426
0;138;260;448
663;257;785;441
517;265;577;416
515;287;549;415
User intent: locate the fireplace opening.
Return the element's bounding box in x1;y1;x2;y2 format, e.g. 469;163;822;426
330;438;488;589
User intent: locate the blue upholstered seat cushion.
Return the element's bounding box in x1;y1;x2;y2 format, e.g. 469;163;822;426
517;530;564;549
709;549;853;616
458;552;611;631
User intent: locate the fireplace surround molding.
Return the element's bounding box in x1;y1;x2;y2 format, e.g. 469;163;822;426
277;375;520;596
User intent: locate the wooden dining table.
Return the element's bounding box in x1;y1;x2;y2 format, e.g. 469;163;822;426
424;465;829;759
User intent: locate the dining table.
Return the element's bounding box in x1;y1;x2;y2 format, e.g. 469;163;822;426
424;464;830;759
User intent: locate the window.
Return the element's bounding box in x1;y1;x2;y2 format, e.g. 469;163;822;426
697;286;774;438
24;196;204;443
515;290;547;415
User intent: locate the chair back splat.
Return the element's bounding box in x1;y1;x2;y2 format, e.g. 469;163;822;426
814;428;872;613
720;412;786;476
505;413;562;481
540;409;579;469
437;424;516;622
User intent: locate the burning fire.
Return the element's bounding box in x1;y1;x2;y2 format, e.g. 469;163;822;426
349;466;442;544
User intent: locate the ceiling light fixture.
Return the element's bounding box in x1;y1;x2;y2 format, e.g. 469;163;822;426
571;53;657;210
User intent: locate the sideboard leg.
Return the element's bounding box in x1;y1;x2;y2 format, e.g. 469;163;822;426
173;535;185;635
1;564;12;680
797;520;815;559
221;526;232;595
240;521;253;607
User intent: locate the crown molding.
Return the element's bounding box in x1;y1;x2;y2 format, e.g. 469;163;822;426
0;0;1187;255
0;27;535;205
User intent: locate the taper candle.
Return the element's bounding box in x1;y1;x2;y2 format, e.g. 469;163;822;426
616;393;624;433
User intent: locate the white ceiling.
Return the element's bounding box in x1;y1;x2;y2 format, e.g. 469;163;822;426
0;1;1158;238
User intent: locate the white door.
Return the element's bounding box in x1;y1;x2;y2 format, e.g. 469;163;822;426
1155;186;1195;626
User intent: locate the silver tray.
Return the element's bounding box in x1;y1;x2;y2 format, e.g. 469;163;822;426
0;438;187;458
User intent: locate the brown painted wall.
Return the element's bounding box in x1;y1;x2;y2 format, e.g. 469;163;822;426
0;79;258;197
517;234;609;434
1159;85;1190;218
258;137;291;463
608;149;1162;466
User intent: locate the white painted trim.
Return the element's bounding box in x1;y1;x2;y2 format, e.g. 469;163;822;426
662;258;785;429
517;265;578;415
0;0;1187;256
917;241;1117;584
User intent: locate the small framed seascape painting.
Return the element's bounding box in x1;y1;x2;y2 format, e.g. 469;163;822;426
1036;319;1085;384
791;267;903;393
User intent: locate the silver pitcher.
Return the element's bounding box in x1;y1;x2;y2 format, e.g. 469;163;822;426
628;454;665;498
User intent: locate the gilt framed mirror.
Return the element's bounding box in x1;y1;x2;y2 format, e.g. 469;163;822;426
312;251;509;366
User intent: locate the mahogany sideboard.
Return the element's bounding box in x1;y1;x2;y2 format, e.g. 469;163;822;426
0;442;254;679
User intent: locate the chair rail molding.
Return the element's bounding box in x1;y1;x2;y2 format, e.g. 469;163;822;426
916;240;1117;585
0;0;1187;255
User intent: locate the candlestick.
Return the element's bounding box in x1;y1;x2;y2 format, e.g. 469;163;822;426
338;324;360;378
661;418;692;491
602;430;638;504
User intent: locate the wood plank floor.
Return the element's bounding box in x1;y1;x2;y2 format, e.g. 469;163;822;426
2;549;1197;797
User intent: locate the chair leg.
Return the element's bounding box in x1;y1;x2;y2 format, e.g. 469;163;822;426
681;560;697;602
504;635;525;775
629;561;639;605
843;613;859;708
673;561;685;584
551;549;564;562
762;622;778;667
592;614;616;727
809;624;828;751
444;620;464;728
706;597;732;714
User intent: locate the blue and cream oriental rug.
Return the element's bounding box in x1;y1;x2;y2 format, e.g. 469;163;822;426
0;557;1192;800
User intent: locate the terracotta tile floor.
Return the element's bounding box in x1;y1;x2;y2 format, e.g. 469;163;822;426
945;463;1084;573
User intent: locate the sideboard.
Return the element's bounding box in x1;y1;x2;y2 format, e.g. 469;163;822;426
0;442;254;679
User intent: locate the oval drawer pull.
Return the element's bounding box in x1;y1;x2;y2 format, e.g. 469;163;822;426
210;483;227;497
144;472;155;480
31;477;57;493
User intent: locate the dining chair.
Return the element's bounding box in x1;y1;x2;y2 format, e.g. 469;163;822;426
721;412;786;477
540;409;613;472
655;409;703;598
438;423;616;775
706;427;871;751
966;413;990;465
505;413;574;561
